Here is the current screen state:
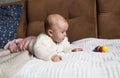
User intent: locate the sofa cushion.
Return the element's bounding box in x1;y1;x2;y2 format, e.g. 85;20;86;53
97;0;120;39
0;4;23;48
0;0;27;38
27;0;97;42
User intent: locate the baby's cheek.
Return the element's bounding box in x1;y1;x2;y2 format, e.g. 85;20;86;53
61;37;65;41
62;35;65;39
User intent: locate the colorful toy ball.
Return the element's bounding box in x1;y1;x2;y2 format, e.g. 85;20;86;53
102;45;109;52
94;45;109;52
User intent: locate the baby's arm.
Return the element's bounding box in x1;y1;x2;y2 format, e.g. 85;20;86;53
32;39;60;62
33;44;61;62
17;36;35;51
62;37;83;52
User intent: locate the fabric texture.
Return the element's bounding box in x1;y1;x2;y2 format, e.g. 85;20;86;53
0;0;20;4
0;0;28;38
0;49;33;78
0;4;23;48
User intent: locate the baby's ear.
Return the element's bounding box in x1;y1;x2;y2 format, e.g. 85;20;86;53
47;29;53;37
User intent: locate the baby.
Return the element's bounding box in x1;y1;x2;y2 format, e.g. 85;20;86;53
4;14;83;62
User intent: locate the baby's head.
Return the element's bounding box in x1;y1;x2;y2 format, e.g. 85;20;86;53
44;14;68;43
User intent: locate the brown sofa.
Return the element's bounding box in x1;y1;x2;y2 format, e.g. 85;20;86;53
26;0;97;42
2;0;120;42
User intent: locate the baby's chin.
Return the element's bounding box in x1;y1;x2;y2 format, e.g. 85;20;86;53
54;40;63;43
53;38;65;43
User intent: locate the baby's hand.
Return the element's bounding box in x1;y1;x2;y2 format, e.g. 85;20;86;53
51;55;62;62
8;42;19;53
72;48;83;52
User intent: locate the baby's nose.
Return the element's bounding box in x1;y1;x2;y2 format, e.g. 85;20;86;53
64;34;67;37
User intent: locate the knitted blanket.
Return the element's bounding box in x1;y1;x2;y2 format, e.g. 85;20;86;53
0;49;33;78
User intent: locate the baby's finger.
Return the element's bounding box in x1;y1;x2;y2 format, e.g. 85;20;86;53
58;56;62;60
78;48;83;51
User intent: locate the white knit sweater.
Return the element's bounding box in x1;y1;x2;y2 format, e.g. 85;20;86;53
29;33;74;61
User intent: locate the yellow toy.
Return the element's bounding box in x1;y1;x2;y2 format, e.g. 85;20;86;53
102;45;109;52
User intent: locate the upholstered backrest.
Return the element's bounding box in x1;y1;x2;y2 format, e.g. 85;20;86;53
27;0;97;42
97;0;120;39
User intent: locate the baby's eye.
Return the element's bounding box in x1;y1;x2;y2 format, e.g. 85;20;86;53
62;31;65;33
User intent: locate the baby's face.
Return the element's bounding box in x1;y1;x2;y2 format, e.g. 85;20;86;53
51;20;68;43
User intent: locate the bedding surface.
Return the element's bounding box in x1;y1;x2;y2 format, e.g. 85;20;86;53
0;49;32;78
16;38;120;78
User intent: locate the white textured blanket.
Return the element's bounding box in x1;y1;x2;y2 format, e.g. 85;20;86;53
0;49;32;78
16;38;120;78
